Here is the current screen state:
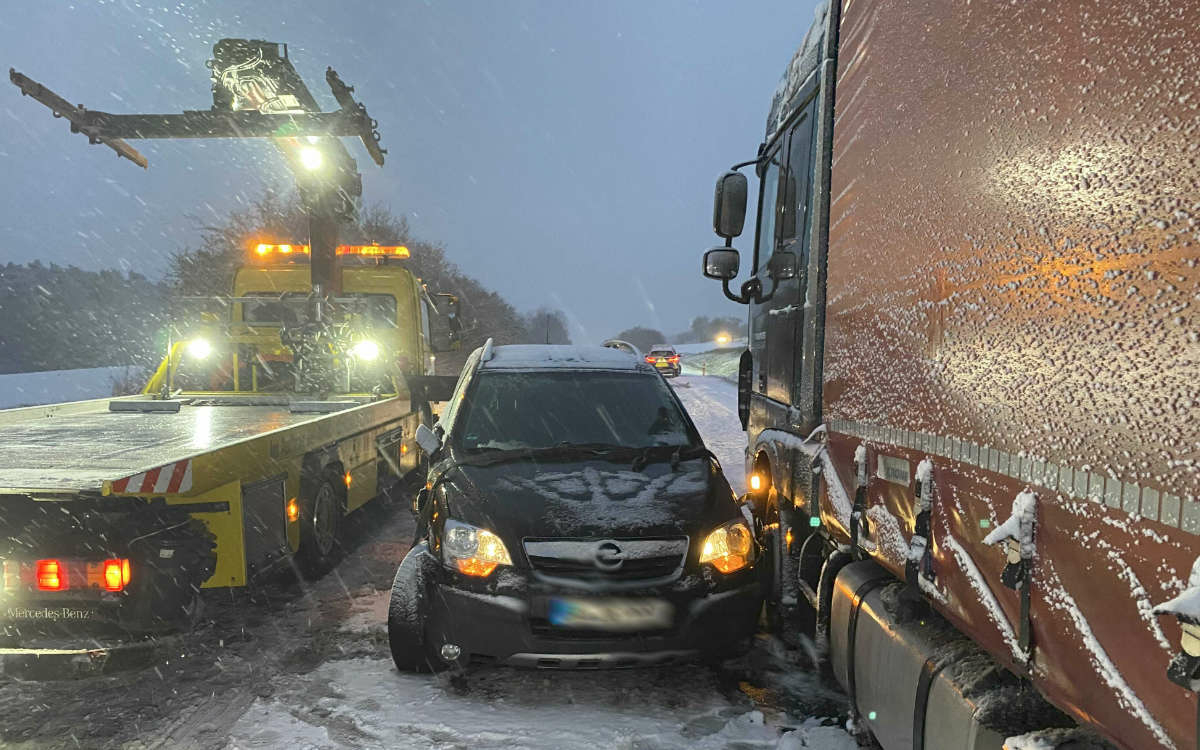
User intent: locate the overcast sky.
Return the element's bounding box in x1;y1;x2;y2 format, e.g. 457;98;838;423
0;0;815;342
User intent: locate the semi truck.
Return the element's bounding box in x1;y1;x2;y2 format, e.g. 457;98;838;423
0;242;452;643
701;1;1198;748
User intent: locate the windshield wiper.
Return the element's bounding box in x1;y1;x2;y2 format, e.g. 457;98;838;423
631;444;708;472
459;442;636;467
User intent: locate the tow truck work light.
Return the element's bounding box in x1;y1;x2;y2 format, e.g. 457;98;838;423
351;340;380;361
299;145;323;170
187;338;213;360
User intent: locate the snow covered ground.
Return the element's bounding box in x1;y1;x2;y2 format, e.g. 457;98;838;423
672;338;747;355
671;375;748;495
0;365;140;408
0;376;852;750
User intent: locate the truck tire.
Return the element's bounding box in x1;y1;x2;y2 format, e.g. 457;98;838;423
760;487;784;632
297;474;344;579
387;548;445;673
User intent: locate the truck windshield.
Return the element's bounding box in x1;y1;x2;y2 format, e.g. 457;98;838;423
242;293;396;327
455;371;698;452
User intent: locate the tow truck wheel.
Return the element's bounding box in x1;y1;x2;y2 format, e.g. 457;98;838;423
387;547;446;673
760;487;784;632
297;474;344;579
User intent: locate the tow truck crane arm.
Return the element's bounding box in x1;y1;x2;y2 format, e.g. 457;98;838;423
7;67;383;167
9;39;382;295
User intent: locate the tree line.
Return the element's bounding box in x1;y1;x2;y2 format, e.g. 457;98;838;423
0;193;568;375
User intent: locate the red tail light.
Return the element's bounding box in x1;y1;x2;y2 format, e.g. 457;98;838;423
668;356;680;363
36;559;66;591
102;559;131;592
644;356;655;363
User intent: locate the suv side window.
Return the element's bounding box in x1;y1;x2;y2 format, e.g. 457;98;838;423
436;349;481;435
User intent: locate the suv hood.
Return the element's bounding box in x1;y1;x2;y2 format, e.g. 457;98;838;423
439;456;734;544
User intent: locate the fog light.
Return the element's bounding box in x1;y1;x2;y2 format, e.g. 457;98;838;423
749;474;762;491
440;643;462;661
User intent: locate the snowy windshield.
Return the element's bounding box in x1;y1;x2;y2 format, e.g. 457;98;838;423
455;371;697;452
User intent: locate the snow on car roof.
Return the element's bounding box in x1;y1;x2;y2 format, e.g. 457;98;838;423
479;344;654;372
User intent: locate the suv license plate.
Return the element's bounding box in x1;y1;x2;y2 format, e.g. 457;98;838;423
548;597;673;631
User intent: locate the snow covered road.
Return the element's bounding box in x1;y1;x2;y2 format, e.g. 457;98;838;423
0;377;853;750
670;375;747;495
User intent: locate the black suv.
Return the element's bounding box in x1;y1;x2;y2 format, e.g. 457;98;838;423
388;343;763;671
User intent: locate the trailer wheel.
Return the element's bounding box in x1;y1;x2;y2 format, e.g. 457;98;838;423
297;474;344;579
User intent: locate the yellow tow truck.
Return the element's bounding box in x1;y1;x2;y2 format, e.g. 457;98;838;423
0;242;455;639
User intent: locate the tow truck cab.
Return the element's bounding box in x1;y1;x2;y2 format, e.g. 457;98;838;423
231;245;435;381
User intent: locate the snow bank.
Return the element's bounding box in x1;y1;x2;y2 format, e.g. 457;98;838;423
0;365;140;409
673;339;746;355
680;349;741;382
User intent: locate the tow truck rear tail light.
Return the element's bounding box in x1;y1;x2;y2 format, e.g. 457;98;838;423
101;559;132;592
36;559;66;591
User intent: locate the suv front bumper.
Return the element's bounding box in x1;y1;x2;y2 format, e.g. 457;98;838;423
422;556;763;668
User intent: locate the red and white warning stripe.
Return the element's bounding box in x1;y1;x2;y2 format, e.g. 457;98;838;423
111;459;193;495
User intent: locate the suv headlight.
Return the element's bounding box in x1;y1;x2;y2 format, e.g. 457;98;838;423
443;519;512;577
699;519;756;574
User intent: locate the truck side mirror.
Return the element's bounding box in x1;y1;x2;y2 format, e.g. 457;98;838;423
767;250;798;281
415;423;442;455
703;248;741;281
713;171;748;239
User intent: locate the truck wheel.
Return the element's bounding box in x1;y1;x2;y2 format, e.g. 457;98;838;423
760;488;784;632
297;475;344;579
387;550;445;673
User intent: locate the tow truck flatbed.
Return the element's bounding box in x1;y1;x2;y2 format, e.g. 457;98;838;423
0;395;375;494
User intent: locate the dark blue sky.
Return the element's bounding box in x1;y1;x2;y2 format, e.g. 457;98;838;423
0;0;815;341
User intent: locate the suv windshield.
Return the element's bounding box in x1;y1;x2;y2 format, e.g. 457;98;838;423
455;371;698;452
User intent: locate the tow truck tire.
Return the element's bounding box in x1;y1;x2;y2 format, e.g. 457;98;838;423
297;473;344;579
387;548;445;673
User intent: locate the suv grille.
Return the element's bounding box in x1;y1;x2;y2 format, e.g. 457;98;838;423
523;537;688;582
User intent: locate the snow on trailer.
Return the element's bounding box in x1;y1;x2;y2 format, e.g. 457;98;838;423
0;395;345;493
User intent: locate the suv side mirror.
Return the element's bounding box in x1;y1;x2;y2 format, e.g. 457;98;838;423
767;251;798;281
412;486;429;515
415;423;442;455
713;171;748;240
703;248;741;281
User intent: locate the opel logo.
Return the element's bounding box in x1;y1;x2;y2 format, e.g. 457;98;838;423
594;540;624;570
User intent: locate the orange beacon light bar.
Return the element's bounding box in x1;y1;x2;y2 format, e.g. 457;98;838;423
252;243;410;259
